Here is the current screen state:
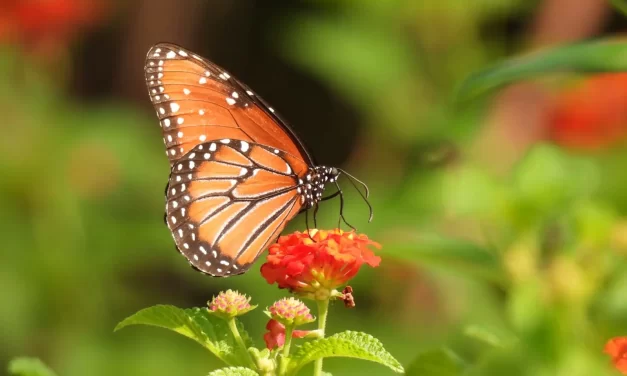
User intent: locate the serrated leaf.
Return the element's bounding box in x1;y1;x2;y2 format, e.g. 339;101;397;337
8;357;58;376
287;331;403;375
405;349;464;376
456;38;627;101
115;305;252;366
207;367;258;376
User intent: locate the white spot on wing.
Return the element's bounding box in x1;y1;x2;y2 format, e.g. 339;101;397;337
226;97;236;105
183;88;191;95
166;51;176;58
240;141;249;152
170;103;180;113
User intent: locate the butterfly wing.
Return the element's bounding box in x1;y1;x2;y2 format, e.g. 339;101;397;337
144;43;313;167
166;139;309;276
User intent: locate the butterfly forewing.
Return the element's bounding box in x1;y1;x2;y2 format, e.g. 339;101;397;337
144;43;311;167
165;140;307;276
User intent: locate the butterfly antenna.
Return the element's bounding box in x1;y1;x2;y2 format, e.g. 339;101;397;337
313;202;320;228
338;169;374;222
338;168;370;198
334;181;356;231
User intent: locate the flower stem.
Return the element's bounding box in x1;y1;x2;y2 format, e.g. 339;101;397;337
313;299;330;376
278;325;294;375
227;318;256;370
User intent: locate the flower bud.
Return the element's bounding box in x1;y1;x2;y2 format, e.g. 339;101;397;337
207;290;256;320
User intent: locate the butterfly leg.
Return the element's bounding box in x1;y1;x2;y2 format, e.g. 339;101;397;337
163;181;170;225
334;182;356;231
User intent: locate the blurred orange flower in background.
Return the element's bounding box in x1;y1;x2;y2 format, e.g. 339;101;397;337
548;73;627;151
0;0;108;53
605;337;627;374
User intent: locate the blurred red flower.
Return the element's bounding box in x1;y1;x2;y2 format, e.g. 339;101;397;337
263;319;310;350
548;73;627;150
260;229;381;299
0;0;108;49
605;336;627;374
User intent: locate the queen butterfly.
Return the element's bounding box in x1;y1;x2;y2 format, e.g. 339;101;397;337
145;42;371;277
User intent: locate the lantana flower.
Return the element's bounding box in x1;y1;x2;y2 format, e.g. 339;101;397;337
207;290;256;320
605;336;627;374
266;297;315;327
260;229;381;300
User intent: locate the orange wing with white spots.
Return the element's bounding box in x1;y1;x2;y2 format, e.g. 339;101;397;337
165;139;309;276
144;43;313;167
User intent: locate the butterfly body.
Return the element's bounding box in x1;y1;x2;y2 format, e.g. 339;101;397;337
145;43;354;277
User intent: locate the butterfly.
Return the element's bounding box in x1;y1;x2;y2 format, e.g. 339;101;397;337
145;42;371;277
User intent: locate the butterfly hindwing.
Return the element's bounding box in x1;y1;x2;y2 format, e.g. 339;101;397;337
165;139;306;276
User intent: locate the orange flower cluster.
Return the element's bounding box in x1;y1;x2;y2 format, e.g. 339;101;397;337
605;337;627;374
549;73;627;150
260;229;381;299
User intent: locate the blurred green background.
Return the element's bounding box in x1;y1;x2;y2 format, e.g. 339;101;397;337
3;0;627;375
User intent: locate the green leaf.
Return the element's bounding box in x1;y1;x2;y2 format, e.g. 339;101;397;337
115;305;252;366
8;357;58;376
384;234;505;285
287;331;404;375
511;144;598;216
463;325;516;348
456;38;627;101
611;0;627;17
405;349;464;376
207;367;259;376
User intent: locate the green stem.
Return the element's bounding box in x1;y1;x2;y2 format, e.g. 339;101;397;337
313;299;330;376
227;318;256;370
278;325;294;375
